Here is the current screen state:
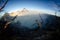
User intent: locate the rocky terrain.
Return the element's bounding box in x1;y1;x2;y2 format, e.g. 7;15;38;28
0;13;60;40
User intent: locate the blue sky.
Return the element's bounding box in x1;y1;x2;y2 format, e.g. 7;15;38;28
3;0;56;11
0;0;60;16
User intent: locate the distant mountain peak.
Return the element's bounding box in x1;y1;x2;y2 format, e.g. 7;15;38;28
21;8;29;13
23;8;27;10
9;8;41;16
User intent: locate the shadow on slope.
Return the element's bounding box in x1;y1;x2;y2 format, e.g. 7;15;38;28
0;14;60;40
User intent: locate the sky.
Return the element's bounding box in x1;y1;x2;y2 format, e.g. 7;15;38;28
0;0;60;16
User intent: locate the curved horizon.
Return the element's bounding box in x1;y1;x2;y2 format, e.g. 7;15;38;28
0;0;60;16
